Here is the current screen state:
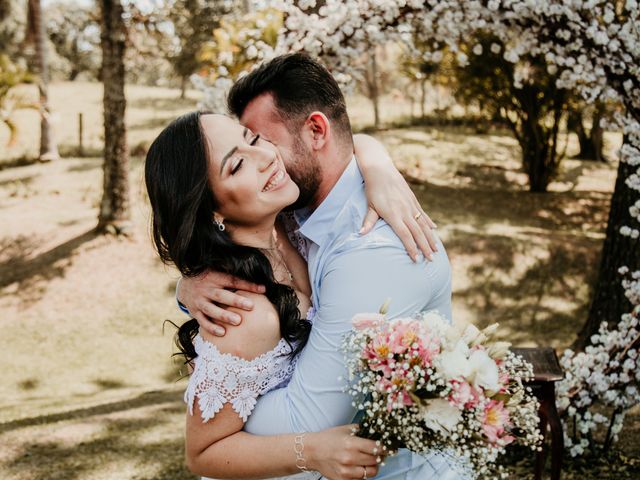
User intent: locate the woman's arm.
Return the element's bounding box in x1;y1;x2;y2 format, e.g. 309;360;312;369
354;133;438;262
185;295;382;480
187;406;381;480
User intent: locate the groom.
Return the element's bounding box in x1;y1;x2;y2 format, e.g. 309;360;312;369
178;53;459;479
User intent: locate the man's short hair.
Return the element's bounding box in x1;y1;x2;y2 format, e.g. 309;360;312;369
227;53;353;147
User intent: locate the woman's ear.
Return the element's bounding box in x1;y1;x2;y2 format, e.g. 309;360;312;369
304;111;331;150
212;212;226;230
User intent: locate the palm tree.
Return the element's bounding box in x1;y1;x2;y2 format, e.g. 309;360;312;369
26;0;59;161
97;0;131;234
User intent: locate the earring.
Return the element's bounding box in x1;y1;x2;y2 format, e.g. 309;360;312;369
213;218;225;232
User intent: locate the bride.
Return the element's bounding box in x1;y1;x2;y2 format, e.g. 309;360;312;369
145;111;436;479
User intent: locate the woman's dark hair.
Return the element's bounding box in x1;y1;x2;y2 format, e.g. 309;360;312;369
144;111;310;361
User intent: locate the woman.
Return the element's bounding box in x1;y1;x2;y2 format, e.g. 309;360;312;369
145;111;423;480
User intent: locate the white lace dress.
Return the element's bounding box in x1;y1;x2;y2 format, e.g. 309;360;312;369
184;332;320;480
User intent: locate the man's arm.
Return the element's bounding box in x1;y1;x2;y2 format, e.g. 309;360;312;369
245;232;452;435
176;271;266;336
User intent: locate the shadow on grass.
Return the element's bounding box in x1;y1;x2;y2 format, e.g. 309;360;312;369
0;389;181;434
0;229;98;302
0;174;38;189
408;174;607;347
93;379;128;391
58;144;105;159
0;156;40;172
447;230;599;346
129;116;176;131
4;396;195;480
128;96;197;112
410;176;610;235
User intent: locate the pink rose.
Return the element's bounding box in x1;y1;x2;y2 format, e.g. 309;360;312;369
352;313;385;330
482;400;513;445
449;380;480;409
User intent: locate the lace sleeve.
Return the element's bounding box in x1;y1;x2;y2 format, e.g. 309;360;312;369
184;334;296;422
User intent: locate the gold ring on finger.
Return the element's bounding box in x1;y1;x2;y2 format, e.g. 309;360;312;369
414;212;422;221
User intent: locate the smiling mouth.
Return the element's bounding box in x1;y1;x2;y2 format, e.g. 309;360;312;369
262;168;286;192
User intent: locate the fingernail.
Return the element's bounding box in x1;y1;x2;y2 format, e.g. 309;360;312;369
214;327;225;336
230;315;241;325
242;300;253;309
258;285;266;292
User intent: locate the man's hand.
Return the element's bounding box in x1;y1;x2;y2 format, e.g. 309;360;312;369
177;271;266;336
361;167;438;262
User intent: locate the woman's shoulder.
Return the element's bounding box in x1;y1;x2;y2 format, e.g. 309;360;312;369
199;291;281;361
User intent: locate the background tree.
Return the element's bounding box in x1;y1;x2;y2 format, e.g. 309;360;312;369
0;0;26;58
25;0;59;162
453;38;569;192
566;99;607;162
167;0;230;98
354;44;405;129
97;0;130;234
45;0;101;81
575;149;640;348
0;54;36;146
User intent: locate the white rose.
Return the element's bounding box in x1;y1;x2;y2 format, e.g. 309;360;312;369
436;340;471;380
488;341;511;359
421;311;450;333
467;349;500;391
421;398;462;434
461;324;481;344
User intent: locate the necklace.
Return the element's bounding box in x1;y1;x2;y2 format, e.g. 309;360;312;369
263;246;294;283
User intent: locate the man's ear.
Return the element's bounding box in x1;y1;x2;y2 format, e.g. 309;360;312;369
304;111;331;151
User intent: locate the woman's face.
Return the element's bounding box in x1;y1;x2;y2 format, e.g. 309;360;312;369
200;114;300;227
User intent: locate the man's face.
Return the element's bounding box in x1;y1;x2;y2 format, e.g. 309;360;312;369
239;93;320;210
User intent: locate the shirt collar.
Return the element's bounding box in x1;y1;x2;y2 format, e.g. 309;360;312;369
297;156;362;247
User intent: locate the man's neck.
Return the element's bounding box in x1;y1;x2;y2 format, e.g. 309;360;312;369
308;149;354;211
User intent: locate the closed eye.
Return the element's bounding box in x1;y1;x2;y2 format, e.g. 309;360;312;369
249;134;260;146
230;158;243;175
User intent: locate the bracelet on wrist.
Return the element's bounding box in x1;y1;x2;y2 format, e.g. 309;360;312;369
294;433;308;472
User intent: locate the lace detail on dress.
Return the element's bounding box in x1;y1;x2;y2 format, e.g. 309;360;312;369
185;333;297;422
280;211;308;261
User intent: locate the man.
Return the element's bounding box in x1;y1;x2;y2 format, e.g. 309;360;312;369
179;53;462;479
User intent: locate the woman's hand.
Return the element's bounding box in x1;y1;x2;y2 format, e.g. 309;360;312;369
353;133;439;262
305;425;385;480
362;166;438;262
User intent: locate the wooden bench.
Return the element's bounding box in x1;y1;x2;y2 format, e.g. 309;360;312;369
512;347;565;480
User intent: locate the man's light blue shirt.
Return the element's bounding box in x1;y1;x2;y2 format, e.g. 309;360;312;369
245;158;462;479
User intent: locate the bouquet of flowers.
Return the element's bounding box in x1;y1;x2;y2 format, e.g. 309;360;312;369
342;308;542;478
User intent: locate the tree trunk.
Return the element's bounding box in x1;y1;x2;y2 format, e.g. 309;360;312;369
522;137;550;192
569;106;606;162
28;0;59;162
574;142;640;348
420;77;426;118
180;75;187;99
369;51;380;129
97;0;131;235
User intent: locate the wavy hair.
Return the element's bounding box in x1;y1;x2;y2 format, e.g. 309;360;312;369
144;111;310;361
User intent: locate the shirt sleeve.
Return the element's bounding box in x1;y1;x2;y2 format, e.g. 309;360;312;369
244;233;452;435
175;277;191;315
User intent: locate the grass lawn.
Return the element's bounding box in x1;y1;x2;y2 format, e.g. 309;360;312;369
0;81;638;479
